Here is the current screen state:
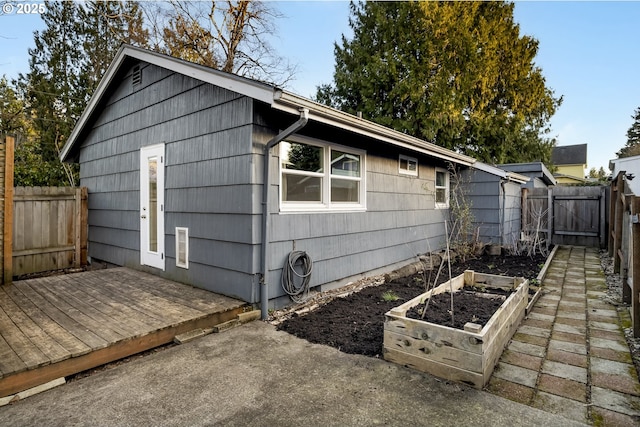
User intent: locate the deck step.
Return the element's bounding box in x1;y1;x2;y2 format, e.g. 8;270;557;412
212;319;240;333
0;378;66;407
237;310;261;324
173;328;214;344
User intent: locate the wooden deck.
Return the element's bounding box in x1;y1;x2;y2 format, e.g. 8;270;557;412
0;268;247;398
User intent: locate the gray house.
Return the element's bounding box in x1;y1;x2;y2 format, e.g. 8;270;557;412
461;164;529;248
61;45;519;317
498;162;556;189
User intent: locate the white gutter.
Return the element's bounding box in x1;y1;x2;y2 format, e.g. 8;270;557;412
472;161;530;184
272;91;477;167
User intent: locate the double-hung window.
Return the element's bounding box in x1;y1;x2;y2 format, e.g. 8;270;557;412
434;168;449;209
280;137;365;212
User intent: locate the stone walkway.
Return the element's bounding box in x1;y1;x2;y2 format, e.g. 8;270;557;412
488;246;640;426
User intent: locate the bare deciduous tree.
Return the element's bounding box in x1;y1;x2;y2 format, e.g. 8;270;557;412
143;0;296;86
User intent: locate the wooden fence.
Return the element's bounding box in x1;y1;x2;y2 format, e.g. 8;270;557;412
522;186;607;249
1;136;15;284
609;171;640;337
12;187;88;276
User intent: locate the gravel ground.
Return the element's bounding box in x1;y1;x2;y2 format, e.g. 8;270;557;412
599;250;640;376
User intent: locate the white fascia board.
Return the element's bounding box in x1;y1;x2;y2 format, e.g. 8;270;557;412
472;161;530;184
273;91;476;167
60;45;276;162
60;46;129;162
125;46;275;104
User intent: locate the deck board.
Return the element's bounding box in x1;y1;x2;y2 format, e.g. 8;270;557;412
0;267;246;397
14;279;116;347
2;285;92;358
56;274;153;336
37;276;143;337
0;304;51;370
0;288;70;365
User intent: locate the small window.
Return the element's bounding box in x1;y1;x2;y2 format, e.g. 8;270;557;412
399;155;418;176
435;168;449;209
280;137;365;212
175;227;189;269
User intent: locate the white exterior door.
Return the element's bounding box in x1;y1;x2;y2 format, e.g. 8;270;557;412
140;144;165;270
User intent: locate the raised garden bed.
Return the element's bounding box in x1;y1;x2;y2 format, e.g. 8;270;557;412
383;270;528;389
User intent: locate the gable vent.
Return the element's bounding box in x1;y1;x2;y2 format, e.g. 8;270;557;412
176;227;189;269
132;65;142;86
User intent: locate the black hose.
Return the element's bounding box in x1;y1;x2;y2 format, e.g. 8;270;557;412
281;251;313;303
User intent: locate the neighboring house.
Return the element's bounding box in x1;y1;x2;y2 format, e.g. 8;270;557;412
60;45;523;316
498;162;556;189
609;154;640;195
461;164;529;247
551;144;588;184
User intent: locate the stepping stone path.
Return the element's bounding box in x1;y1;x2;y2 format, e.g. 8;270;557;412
487;246;640;426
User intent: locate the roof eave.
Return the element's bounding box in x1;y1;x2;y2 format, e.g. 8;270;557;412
273;91;476;167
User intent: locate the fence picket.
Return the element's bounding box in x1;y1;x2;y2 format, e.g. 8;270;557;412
11;187;88;276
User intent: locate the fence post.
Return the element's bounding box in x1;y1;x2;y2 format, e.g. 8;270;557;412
613;173;625;273
547;187;553;249
632;196;640;337
609;174;618;256
80;187;88;266
521;188;529;238
74;187;81;268
2;136;14;284
599;186;607;249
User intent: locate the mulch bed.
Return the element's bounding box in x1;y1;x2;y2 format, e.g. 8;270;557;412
277;253;546;357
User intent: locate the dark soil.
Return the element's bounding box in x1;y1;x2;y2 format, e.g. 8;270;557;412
406;291;506;329
277;253;546;358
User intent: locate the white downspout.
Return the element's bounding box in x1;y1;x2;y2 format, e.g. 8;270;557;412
260;108;309;320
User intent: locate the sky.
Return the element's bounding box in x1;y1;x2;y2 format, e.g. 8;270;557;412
1;1;639;174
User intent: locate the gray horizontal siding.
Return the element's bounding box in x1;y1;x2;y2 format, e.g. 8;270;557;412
265;145;450;301
104;62;175;107
87;191;138;211
165;155;254;188
90;226;139;251
462;169;502;244
160;257;258;303
166;212;259;245
80;62;259;302
81;97;252;156
460;169;523;246
165;185;261;215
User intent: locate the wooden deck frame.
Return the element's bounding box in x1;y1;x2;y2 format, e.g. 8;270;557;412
0;268;246;398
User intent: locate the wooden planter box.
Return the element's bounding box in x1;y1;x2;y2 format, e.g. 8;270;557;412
383;271;528;389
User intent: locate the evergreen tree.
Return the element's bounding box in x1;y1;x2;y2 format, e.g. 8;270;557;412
19;0;84;186
617;107;640;158
81;1;149;94
317;1;561;165
0;76;31;137
17;1;149;186
588;166;608;182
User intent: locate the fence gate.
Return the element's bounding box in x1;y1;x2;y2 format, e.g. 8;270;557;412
523;186;607;248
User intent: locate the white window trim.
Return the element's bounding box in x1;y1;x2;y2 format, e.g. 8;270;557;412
279;135;366;213
399;154;418;176
434;168;450;209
